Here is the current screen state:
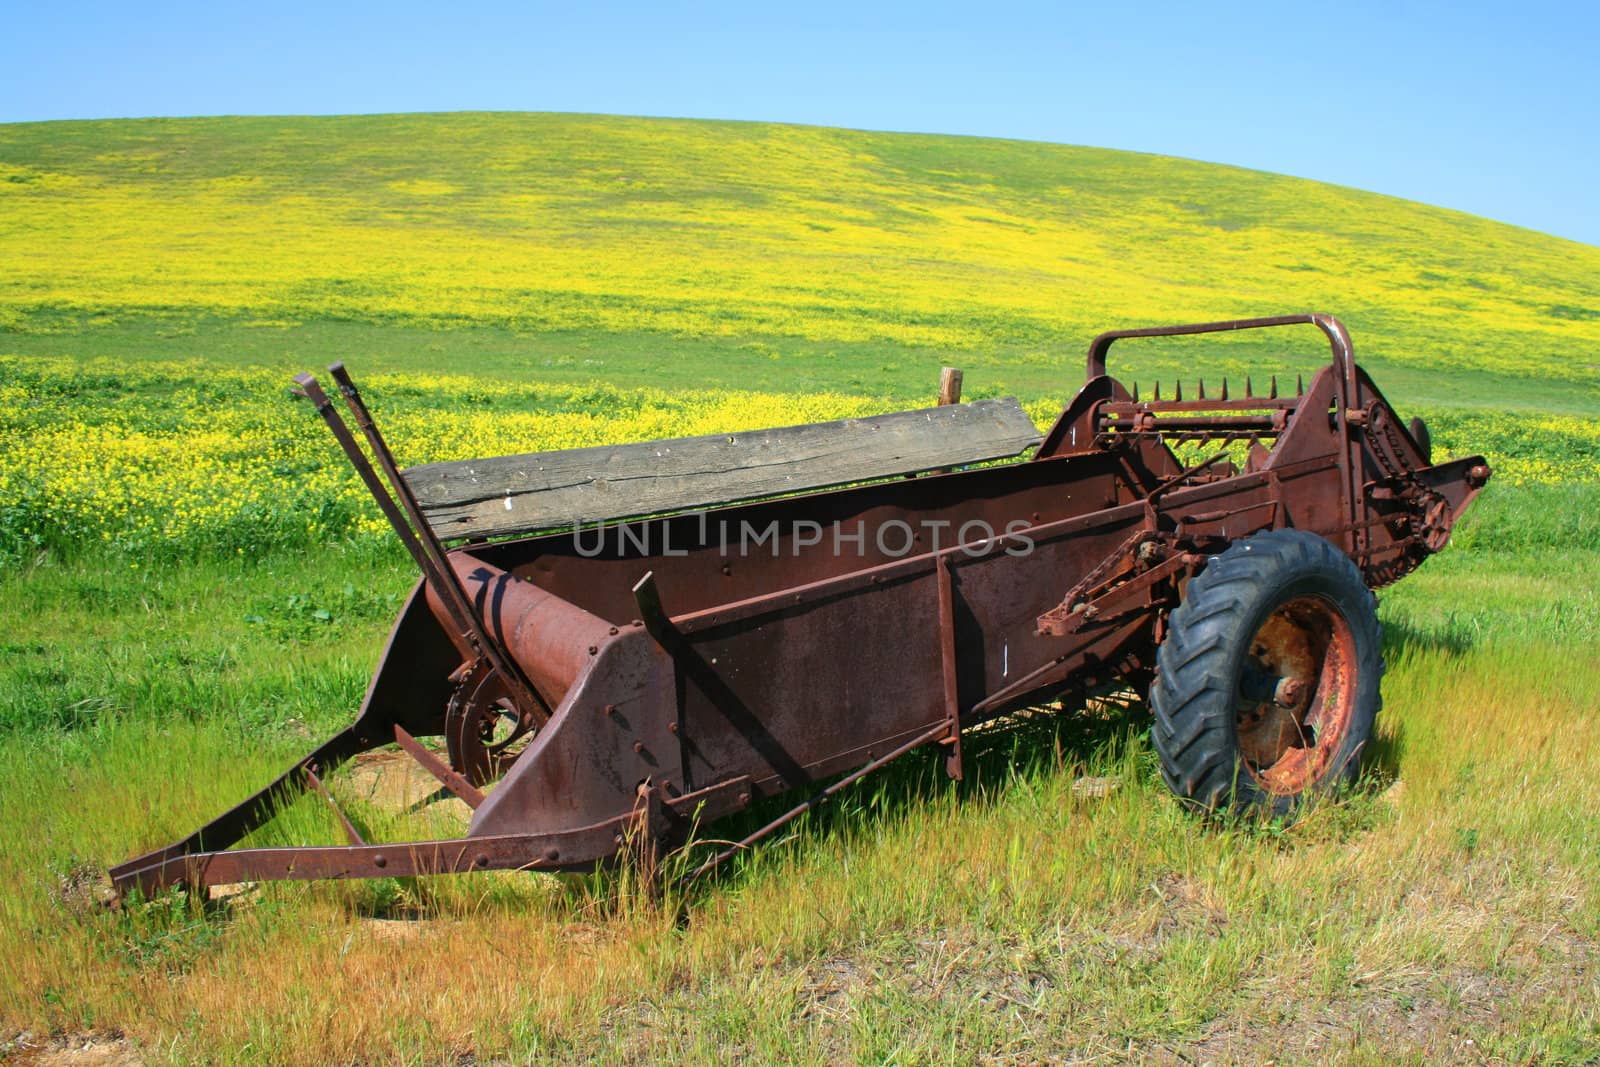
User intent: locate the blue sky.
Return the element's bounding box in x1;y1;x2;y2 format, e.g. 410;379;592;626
2;0;1595;246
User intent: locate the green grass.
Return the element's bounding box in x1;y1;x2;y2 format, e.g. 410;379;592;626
2;112;1598;1064
8;313;1599;418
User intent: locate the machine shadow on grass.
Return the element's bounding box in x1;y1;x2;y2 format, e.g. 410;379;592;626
1380;613;1477;659
657;690;1150;894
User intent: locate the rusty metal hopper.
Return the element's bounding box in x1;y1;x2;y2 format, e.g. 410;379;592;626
111;314;1489;898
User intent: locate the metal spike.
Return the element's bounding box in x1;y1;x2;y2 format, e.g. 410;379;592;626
1198;378;1207;400
1175;380;1183;402
1245;375;1254;398
1270;375;1278;399
1132;381;1140;402
1297;373;1304;396
1221;377;1229;401
1154;380;1161;401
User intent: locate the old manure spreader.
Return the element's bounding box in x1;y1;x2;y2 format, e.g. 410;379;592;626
111;314;1490;898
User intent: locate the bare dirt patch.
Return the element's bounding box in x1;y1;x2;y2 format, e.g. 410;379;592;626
3;1031;141;1067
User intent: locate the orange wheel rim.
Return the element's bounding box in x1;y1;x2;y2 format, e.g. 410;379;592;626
1234;594;1358;795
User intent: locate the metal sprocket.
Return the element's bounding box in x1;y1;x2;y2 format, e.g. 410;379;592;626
444;662;539;786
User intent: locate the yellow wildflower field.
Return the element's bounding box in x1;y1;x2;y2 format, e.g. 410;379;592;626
2;113;1598;387
0;357;899;559
0;356;1594;564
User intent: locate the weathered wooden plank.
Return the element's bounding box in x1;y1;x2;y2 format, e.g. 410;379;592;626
403;397;1042;540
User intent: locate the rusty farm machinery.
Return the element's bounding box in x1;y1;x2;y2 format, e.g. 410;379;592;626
110;313;1490;898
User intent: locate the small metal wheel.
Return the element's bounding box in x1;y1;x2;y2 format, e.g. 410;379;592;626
1150;528;1382;813
445;665;539;786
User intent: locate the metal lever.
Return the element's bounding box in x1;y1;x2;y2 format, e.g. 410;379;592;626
292;368;549;726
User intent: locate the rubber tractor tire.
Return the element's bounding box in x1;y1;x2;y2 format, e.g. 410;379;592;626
1150;528;1383;814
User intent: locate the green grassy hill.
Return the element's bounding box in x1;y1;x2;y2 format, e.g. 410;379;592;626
2;112;1598;411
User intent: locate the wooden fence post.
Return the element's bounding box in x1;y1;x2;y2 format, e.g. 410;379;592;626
937;367;964;406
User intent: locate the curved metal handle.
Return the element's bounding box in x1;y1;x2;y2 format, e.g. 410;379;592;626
1085;313;1354;382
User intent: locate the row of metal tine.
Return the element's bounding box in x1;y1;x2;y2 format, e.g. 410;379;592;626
1129;373;1304;403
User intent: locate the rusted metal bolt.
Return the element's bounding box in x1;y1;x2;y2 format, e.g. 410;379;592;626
667;721;679;734
737;792;751;806
474;854;488;868
633;741;645;754
1274;677;1308;707
544;847;560;862
603;703;616;716
373;855;387;869
1468;463;1491;487
608;625;619;635
588;645;599;655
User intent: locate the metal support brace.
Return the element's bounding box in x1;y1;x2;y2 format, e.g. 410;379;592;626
935;554;964;780
393;725;485;809
303;765;366;847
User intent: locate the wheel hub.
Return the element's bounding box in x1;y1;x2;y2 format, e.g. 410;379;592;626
445;663;539;786
1235;595;1358;794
